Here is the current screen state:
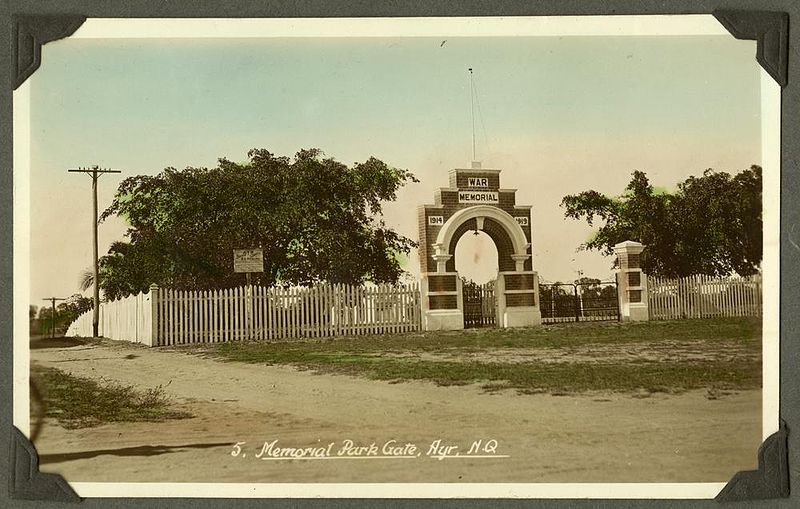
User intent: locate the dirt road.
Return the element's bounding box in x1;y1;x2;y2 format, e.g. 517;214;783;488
30;338;760;484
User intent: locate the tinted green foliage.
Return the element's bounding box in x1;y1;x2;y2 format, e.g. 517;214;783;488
36;294;93;335
98;149;418;299
31;364;190;428
561;166;762;277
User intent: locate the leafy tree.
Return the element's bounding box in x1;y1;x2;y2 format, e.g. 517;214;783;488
538;281;574;319
98;148;418;299
37;307;56;335
58;295;93;327
29;305;42;335
561;166;762;278
573;277;617;315
37;294;92;334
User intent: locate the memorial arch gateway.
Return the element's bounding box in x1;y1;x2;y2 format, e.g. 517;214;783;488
418;166;542;330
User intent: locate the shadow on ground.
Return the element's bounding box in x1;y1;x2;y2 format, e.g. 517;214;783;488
39;442;231;464
29;336;97;350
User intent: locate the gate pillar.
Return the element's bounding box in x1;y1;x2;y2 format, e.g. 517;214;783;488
420;273;464;330
614;240;649;321
496;271;542;327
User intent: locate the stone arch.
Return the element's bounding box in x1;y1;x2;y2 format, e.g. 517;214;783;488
417;167;541;330
445;217;515;273
433;205;530;273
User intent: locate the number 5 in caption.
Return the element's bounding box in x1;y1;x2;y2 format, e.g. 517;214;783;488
231;441;247;458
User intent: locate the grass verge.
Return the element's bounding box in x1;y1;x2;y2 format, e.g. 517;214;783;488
31;364;192;429
201;317;761;395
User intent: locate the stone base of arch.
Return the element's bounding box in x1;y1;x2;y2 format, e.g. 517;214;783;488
420;271;542;330
420;272;464;331
423;309;465;331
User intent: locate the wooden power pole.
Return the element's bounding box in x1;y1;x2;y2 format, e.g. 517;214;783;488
41;297;66;338
68;165;121;338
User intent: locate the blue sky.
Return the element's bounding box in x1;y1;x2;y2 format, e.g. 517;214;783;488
29;34;760;299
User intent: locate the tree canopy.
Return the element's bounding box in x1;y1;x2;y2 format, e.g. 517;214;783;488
98;148;418;299
36;294;93;335
560;166;762;278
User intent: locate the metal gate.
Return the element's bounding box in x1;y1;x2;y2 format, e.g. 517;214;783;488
539;280;619;323
462;280;496;328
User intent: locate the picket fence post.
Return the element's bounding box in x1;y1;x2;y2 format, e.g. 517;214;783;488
66;281;433;346
149;284;159;346
647;274;763;321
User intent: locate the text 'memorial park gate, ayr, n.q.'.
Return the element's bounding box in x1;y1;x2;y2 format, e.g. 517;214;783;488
417;165;541;330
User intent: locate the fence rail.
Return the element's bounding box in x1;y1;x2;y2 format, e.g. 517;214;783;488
69;282;421;346
647;274;762;320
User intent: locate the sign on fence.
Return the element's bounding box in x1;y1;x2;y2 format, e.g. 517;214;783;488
233;249;264;273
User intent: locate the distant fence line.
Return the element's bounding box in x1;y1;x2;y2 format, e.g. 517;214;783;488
67;282;422;346
647;274;762;320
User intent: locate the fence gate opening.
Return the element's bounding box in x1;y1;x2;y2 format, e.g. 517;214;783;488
539;280;619;323
462;280;496;328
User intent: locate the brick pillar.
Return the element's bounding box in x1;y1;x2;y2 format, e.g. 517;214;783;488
613;241;649;321
420;273;464;330
496;270;542;327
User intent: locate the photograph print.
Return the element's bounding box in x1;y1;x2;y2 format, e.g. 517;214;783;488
14;15;780;498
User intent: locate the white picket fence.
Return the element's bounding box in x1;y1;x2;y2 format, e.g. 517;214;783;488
66;290;155;345
647;274;762;320
69;283;421;346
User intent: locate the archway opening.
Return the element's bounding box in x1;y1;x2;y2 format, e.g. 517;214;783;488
454;230;498;284
454;230;498;328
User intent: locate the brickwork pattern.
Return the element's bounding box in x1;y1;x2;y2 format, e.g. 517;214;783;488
617;253;641;269
427;274;458;293
506;293;536;307
429;294;458;310
418;169;533;275
503;273;535;291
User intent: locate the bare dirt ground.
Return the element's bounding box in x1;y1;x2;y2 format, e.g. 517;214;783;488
29;338;760;484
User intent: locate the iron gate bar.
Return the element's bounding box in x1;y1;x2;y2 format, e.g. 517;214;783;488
462;280;496;328
539;280;620;324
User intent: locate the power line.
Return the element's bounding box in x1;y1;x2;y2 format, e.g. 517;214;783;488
68;165;122;338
